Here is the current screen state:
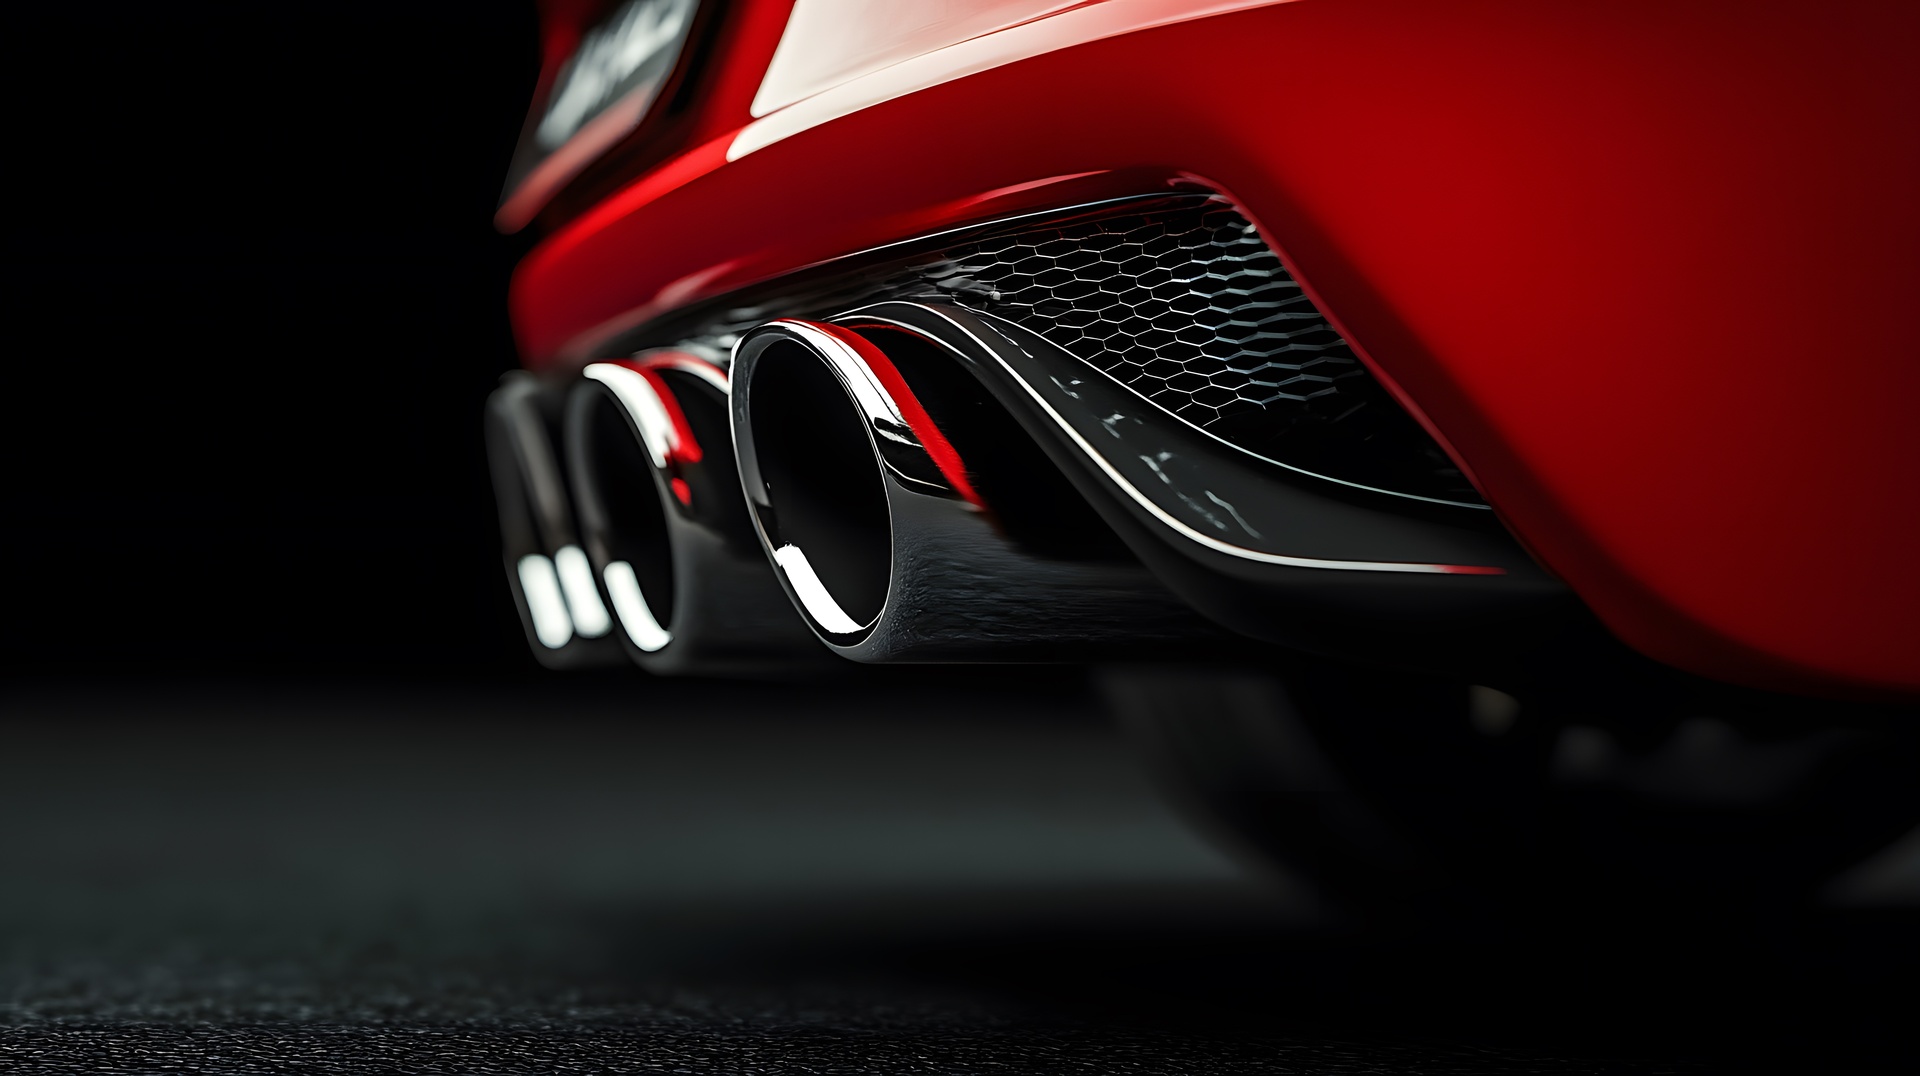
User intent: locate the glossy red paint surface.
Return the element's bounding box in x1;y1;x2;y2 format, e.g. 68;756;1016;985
509;0;1920;697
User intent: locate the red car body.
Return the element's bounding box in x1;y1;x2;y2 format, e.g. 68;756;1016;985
503;0;1920;699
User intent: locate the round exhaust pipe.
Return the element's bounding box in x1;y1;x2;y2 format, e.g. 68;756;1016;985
483;373;622;668
564;351;823;675
729;320;1222;662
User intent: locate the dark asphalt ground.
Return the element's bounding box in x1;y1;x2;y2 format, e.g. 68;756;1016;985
3;674;1915;1073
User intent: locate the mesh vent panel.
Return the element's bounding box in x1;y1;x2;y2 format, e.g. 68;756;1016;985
911;199;1478;505
930;204;1365;426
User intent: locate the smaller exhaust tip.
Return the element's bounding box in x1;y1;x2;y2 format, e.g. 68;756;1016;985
566;352;827;675
484;373;625;669
568;371;680;654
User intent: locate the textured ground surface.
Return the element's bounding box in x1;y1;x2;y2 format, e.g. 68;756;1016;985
2;675;1914;1073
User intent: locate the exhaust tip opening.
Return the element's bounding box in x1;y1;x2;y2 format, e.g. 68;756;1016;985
746;340;891;632
573;385;677;650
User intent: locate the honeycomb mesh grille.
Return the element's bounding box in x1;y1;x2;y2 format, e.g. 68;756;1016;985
930;203;1364;426
908;198;1479;505
663;196;1478;505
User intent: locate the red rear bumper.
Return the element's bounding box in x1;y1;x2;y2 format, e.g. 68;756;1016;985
511;0;1920;697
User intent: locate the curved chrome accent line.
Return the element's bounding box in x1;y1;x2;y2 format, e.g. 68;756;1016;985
838;304;1503;576
730;320;1224;661
1110;377;1491;511
1137;403;1491;511
996;311;1490;511
567;350;824;674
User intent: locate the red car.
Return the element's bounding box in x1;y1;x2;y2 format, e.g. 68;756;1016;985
486;0;1920;925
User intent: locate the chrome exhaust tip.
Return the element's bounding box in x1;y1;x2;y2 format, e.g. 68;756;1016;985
729;321;1222;662
564;351;823;675
483;373;622;668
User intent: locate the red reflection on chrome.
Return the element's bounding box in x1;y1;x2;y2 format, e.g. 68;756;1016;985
811;323;985;510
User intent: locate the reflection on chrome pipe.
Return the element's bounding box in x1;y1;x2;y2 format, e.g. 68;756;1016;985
484;373;623;668
729;321;1221;662
516;553;574;649
565;350;823;675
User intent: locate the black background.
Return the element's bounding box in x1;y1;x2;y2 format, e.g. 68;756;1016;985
10;1;544;679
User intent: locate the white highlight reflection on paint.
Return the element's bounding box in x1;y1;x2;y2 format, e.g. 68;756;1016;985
773;544;866;635
553;545;612;638
730;1;1299;161
516;554;574;649
604;560;672;652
